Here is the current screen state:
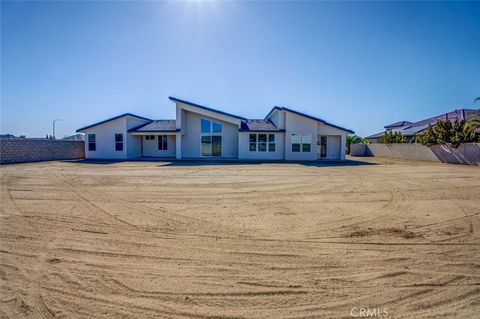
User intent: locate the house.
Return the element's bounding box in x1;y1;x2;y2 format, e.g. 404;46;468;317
76;97;354;161
366;109;480;143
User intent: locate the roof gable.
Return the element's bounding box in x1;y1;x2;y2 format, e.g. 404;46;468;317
266;106;354;134
76;113;152;132
169;96;247;121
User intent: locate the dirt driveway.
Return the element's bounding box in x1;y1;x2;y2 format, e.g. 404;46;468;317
1;158;479;318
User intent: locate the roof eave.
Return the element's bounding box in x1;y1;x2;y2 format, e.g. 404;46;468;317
169;96;247;121
76;113;152;132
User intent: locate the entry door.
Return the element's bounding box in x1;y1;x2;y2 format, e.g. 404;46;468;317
317;136;327;159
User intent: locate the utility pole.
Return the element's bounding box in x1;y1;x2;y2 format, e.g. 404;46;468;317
52;119;61;139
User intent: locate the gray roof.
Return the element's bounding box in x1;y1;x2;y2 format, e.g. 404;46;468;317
128;120;178;132
384;121;412;129
365;132;384;139
240;120;284;132
369;109;480;138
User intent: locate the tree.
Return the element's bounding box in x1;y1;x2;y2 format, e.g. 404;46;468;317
450;119;466;147
464;118;480;142
416;125;436;146
379;131;406;144
433;119;453;144
346;135;366;154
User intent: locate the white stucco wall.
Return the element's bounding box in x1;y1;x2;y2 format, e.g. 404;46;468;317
126;117;148;158
269;110;286;129
318;124;347;160
83;117;127;159
238;132;285;160
82;116;149;159
284;111;318;161
141;135;176;157
180;110;239;159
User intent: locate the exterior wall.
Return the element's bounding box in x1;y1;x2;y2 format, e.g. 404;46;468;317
351;143;440;162
0;139;84;164
350;144;368;157
180;110;239;159
83;116;149;159
269;110;286;129
141;135;176;157
350;143;480;165
430;143;480;165
284;111;318;161
83;117;128;159
317;124;348;160
325;135;341;160
126;117;148;158
238;132;285;160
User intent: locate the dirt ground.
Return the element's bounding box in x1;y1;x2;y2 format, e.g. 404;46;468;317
0;157;479;318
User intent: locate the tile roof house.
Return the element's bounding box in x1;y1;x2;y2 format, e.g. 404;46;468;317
366;109;480;143
77;96;354;161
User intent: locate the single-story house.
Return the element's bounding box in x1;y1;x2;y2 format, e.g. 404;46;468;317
76;97;354;161
366;109;480;143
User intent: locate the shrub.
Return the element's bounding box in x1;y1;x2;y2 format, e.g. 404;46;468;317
379;131;406;144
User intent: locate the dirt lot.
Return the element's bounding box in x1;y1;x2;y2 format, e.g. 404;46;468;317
0;157;479;318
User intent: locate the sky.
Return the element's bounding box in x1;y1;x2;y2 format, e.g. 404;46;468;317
1;1;479;138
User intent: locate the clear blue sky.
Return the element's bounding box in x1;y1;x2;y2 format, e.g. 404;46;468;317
2;1;479;138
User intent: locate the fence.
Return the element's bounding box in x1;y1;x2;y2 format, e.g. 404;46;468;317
0;138;85;164
350;143;480;165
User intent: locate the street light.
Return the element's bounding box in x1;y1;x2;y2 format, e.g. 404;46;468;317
52;119;61;139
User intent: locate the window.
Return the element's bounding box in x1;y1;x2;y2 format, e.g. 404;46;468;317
201;119;222;156
212;122;222;133
158;135;168;150
212;136;222;156
201;119;211;133
201;136;212;156
292;133;311;152
249;134;256;151
291;134;301;152
258;134;267;152
302;134;312;152
145;135;155;140
115;133;123;151
249;133;276;152
88;134;96;151
268;134;275;152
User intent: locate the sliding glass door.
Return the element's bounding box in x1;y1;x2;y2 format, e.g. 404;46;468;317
201;135;222;157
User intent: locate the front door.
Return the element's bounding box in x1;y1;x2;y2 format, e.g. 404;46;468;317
317;136;327;159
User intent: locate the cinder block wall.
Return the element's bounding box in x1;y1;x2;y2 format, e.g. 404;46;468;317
350;143;480;165
0;139;85;164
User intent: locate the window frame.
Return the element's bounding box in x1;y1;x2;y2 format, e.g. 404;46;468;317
249;133;276;152
88;134;96;151
291;133;311;153
200;119;223;157
157;135;168;151
115;133;123;152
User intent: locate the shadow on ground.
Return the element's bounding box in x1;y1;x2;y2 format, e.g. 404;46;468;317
65;158;376;167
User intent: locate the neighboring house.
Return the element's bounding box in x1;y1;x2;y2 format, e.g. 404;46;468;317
76;97;354;161
366;109;480;143
62;133;85;141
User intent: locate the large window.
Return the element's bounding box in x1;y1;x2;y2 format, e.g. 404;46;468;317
115;133;123;151
249;133;275;152
158;135;168;150
292;133;311;152
88;134;96;151
201;136;222;156
201;119;222;156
